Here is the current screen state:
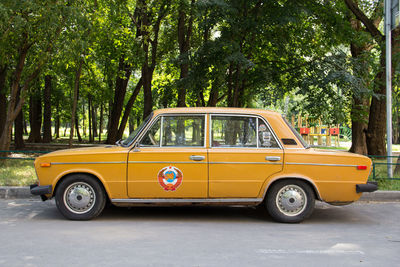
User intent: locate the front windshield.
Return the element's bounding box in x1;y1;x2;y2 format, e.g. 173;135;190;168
121;113;153;146
282;116;310;149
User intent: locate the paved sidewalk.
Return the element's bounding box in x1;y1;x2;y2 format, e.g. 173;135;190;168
0;186;399;202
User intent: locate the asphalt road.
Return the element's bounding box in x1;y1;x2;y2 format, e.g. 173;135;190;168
0;199;399;267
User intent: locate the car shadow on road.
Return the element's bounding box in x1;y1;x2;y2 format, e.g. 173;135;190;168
99;204;272;223
28;200;375;225
93;201;375;225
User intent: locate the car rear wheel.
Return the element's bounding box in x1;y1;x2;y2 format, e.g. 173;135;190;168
55;174;106;220
266;179;315;223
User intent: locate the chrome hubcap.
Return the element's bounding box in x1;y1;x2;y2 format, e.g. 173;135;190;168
276;185;307;217
64;182;96;214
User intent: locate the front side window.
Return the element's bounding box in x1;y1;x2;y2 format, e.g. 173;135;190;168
140;118;161;146
211;116;257;147
121;113;153;146
139;115;205;147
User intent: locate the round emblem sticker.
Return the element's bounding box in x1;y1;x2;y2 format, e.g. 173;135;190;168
157;166;183;191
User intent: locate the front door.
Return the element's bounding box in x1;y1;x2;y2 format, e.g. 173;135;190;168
127;114;208;198
208;115;284;198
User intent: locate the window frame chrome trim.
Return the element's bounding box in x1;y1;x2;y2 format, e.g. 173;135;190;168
209;161;282;165
285;162;359;167
51;161;125;165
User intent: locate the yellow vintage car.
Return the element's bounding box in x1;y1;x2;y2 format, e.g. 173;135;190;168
30;108;377;223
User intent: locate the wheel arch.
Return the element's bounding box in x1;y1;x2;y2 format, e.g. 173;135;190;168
262;177;322;202
52;171;111;201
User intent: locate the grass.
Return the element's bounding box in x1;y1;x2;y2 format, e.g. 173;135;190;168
0;159;37;186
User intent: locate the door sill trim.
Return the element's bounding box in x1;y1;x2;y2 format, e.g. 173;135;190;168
111;198;263;204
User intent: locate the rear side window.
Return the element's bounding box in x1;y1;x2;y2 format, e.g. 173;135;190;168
211;116;257;147
162;116;205;147
257;118;279;148
211;115;280;148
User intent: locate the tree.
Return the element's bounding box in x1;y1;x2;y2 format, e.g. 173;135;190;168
344;0;393;155
0;0;76;151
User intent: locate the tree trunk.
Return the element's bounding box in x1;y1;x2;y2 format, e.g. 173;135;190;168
0;65;7;136
54;100;60;139
23;118;28;135
98;104;103;142
69;58;84;147
142;65;153;120
366;56;386;155
116;78;142;140
92;104;97;138
348;15;370;155
42;75;52;143
133;0;167;120
14;87;24;149
349;95;369;155
207;85;219;107
176;1;194;107
54;114;60;139
106;57;132;144
0;39;30;152
28;89;42;143
75;116;82;142
88;94;92;142
82;102;86;137
394;155;400;176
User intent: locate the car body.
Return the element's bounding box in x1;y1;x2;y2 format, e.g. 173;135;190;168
31;107;377;222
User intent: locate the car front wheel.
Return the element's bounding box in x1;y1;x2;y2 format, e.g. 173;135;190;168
266;179;315;223
55;174;106;220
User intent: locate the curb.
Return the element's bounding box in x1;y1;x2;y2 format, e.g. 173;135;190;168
0;187;37;199
359;190;400;202
0;187;399;202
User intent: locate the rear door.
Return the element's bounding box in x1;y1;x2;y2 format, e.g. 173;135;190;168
208;115;283;198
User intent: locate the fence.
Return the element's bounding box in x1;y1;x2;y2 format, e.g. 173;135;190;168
369;155;400;181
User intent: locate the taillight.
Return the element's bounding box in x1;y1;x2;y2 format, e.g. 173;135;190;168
357;165;367;170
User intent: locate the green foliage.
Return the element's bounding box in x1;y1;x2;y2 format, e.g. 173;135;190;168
0;0;396;146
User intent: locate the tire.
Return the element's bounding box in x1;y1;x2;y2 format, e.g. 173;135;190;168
55;174;106;220
266;179;315;223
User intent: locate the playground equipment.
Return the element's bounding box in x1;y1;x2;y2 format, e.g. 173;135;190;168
293;115;340;147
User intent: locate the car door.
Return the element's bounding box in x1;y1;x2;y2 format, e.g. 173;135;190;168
127;114;208;198
208;114;283;198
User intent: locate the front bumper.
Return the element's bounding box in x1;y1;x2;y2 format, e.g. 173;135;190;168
30;184;52;201
356;181;378;193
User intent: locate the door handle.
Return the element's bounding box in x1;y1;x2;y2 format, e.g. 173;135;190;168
190;155;205;161
265;156;281;161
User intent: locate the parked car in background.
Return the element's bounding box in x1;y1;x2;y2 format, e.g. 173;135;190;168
31;108;377;223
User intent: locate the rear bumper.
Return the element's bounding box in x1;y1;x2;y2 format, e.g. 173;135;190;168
356;181;378;193
30;184;52;201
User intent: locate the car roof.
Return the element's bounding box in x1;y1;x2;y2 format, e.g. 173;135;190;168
153;107;281;117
